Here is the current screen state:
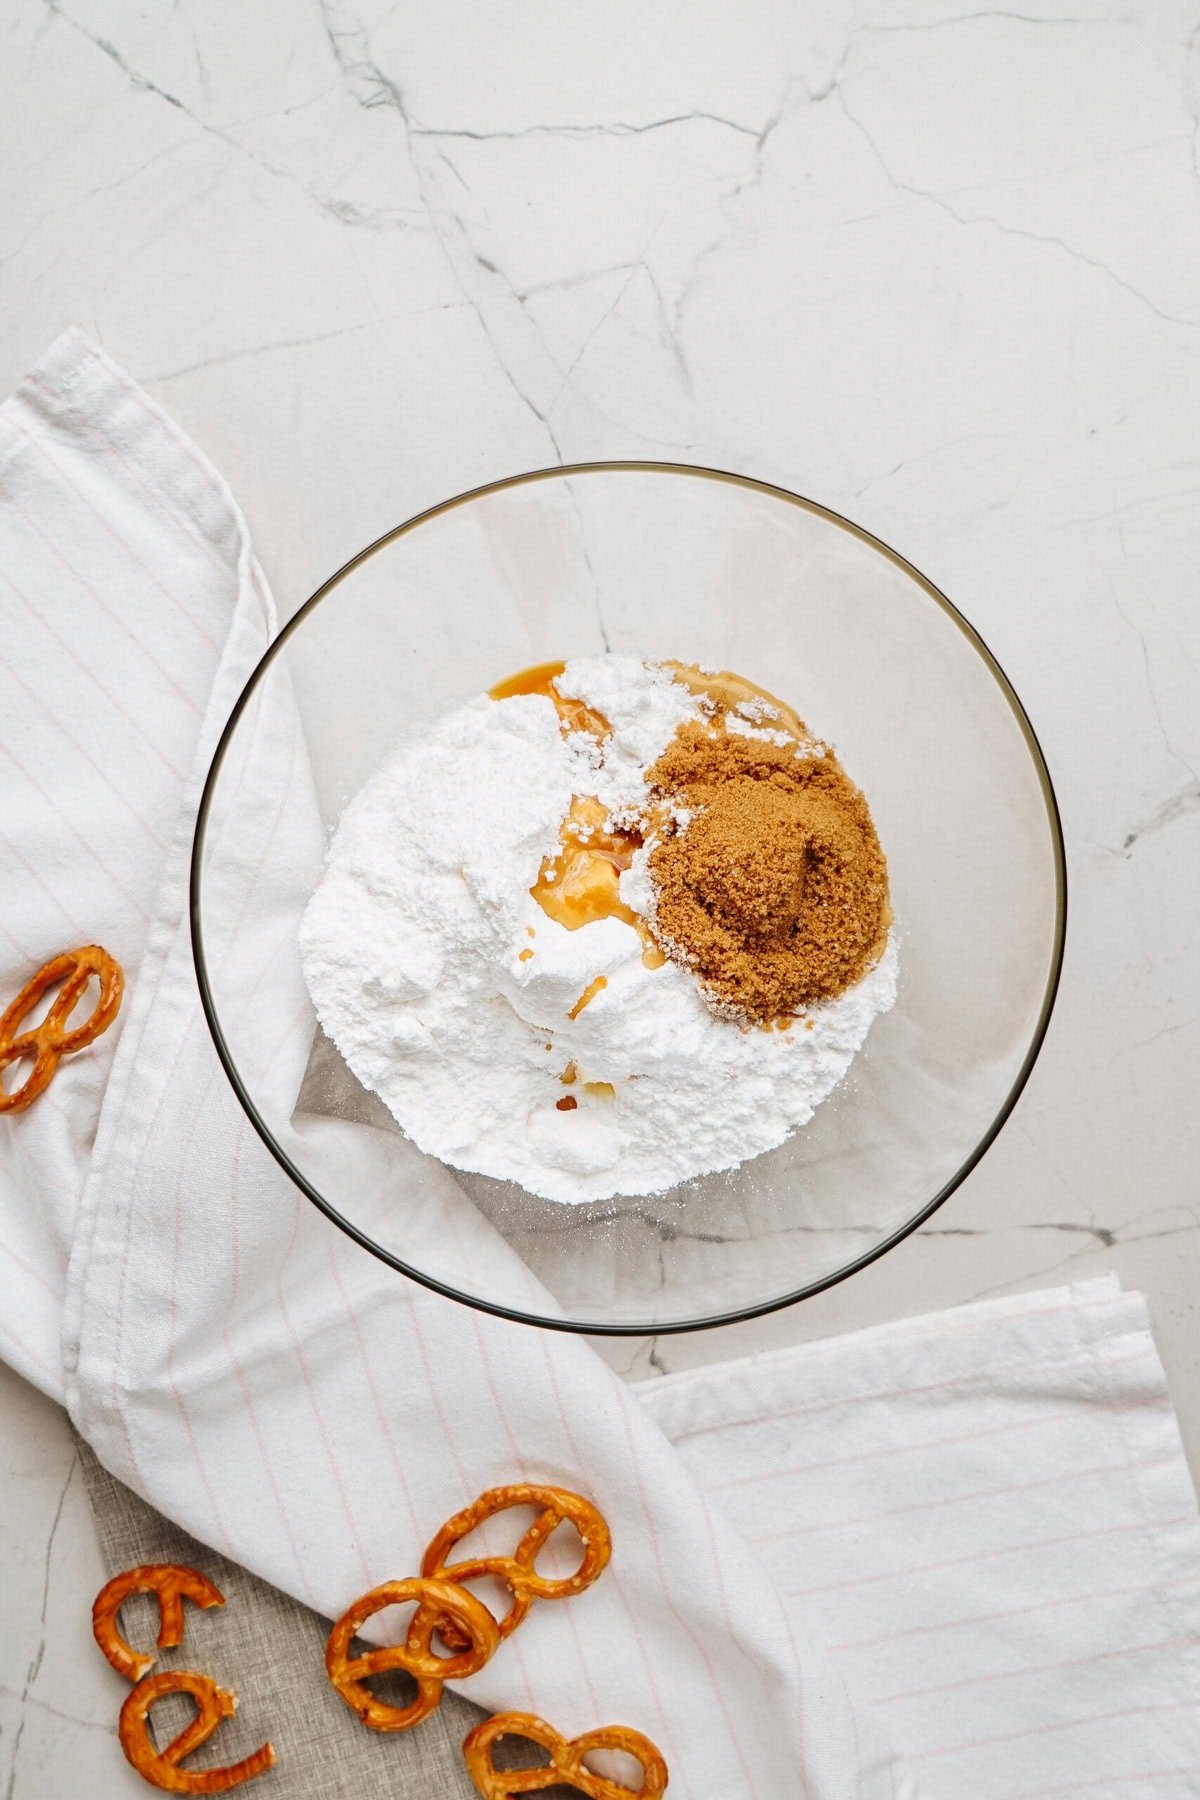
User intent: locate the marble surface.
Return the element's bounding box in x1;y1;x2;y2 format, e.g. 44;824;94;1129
2;0;1199;1791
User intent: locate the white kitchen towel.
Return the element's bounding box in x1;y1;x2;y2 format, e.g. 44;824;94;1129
1;332;1197;1800
641;1273;1200;1799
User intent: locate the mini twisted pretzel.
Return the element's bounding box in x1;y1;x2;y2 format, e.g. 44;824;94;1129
325;1575;500;1732
462;1711;669;1800
0;945;123;1113
118;1670;275;1794
422;1485;611;1651
93;1564;226;1683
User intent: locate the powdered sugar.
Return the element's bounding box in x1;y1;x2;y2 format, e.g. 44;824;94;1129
300;655;896;1204
725;712;795;747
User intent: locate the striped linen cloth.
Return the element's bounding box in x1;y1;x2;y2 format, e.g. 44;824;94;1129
1;331;1197;1797
640;1275;1200;1797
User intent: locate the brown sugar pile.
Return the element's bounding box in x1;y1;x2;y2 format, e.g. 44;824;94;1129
643;722;889;1025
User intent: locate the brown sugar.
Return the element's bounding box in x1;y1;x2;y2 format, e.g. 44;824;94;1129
644;723;889;1025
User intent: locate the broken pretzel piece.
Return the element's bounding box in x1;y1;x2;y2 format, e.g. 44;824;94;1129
118;1669;275;1794
93;1563;226;1684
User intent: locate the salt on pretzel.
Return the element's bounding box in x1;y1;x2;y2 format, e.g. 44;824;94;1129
93;1564;226;1684
422;1484;611;1650
325;1575;500;1732
462;1710;669;1800
0;945;123;1114
118;1669;275;1794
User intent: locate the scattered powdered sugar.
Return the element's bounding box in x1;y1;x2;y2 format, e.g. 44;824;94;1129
725;712;795;747
300;655;897;1204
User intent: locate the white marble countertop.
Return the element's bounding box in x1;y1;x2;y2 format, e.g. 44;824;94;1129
2;0;1198;1791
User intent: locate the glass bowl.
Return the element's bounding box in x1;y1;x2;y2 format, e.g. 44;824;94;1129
191;464;1065;1335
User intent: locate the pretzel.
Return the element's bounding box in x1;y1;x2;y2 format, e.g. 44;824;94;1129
0;945;123;1113
462;1711;669;1800
422;1485;611;1651
93;1564;226;1683
118;1670;275;1793
325;1575;500;1732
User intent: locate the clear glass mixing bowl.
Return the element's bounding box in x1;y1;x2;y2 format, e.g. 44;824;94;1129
191;464;1065;1334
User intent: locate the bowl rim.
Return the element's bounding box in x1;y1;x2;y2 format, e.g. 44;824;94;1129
190;459;1067;1336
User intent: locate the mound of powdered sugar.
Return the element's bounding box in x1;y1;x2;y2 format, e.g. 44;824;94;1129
299;655;897;1204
